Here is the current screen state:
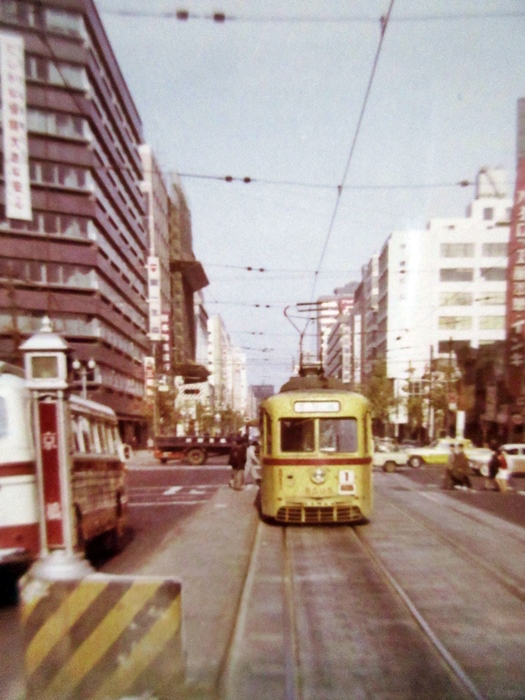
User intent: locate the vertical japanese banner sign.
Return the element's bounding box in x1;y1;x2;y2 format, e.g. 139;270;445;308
38;401;65;548
0;32;32;221
506;98;525;398
148;256;162;341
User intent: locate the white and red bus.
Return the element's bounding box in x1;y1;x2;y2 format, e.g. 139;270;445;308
0;365;129;572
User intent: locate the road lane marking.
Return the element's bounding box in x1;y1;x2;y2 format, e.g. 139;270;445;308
129;500;207;507
163;486;183;495
127;464;230;472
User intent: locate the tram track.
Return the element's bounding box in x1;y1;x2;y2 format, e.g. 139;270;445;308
351;526;486;700
386;495;525;603
281;528;303;700
219;518;480;700
218;521;302;700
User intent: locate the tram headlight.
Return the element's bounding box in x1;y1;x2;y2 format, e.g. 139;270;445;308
310;467;326;485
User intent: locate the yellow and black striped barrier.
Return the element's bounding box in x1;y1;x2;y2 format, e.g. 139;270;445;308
19;571;184;700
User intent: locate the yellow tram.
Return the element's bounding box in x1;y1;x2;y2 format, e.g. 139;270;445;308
259;372;373;524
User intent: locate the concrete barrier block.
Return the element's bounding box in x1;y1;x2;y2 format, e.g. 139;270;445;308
19;571;184;700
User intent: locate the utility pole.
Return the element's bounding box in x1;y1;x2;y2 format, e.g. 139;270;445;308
447;337;453;436
427;345;433;442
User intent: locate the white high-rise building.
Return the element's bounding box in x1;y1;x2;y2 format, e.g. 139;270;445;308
140;145;171;356
379;168;511;384
317;282;358;370
366;167;511;438
207;315;250;421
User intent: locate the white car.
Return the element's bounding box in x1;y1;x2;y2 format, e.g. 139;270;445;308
406;438;491;472
372;446;408;473
500;444;525;475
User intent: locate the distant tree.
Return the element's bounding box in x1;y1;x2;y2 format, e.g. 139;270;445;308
406;392;425;440
359;361;396;435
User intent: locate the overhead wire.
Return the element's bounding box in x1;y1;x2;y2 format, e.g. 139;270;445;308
100;7;525;23
310;0;395;300
176;171;476;191
97;1;512;382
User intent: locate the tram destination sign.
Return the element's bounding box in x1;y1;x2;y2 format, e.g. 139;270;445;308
294;400;341;413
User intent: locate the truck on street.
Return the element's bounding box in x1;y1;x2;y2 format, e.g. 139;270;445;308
153;435;235;465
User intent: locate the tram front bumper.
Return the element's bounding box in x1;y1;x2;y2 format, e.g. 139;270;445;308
275;502;364;524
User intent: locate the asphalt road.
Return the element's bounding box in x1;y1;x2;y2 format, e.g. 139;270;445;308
2;453;525;699
395;462;525;530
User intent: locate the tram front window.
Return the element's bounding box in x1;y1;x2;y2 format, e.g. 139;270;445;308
281;418;315;453
320;418;357;453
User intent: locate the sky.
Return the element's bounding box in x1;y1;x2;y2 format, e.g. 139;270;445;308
95;0;525;389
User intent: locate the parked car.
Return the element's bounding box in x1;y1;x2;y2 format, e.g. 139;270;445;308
406;438;491;471
400;439;423;449
373;445;408;473
500;444;525;474
374;437;396;453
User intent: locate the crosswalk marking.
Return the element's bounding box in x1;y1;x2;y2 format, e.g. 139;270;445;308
128;484;221;507
163;486;183;496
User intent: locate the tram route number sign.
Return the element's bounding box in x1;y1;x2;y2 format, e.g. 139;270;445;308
338;470;355;495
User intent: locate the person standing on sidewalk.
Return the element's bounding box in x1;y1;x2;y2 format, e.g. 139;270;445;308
245;440;261;484
229;436;248;490
484;445;501;491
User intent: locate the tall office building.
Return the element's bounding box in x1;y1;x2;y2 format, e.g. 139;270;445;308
0;1;150;441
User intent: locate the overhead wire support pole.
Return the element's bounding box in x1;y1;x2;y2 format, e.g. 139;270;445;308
311;0;396;300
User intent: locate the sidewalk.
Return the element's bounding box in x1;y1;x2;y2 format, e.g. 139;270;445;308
128;479;260;698
127;448;158;467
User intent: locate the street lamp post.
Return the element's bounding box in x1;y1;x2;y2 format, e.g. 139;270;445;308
72;358;96;399
20;317;93;579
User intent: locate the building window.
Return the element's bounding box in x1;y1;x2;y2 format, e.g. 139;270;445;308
438;316;472;330
440;268;474;282
0;258;25;281
479;316;505;330
477;292;505;305
440;243;475;258
482;242;507;257
480;268;506;281
27;109;90;141
26;56;88;91
0;1;44;29
45;8;86;38
29;161;91;191
45;263;93;288
483;207;494;221
440;292;473;306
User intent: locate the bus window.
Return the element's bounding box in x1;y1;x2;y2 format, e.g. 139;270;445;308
320;418;357;453
280;418;314;453
91;422;100;453
71;416;81;452
79;416;91;452
109;426;118;454
98;424;109;453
